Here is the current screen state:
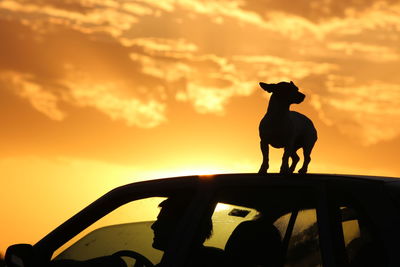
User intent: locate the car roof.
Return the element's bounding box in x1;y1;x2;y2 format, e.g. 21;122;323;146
110;173;398;222
108;173;400;209
118;173;400;191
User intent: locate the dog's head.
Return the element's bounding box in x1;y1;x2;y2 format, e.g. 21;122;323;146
259;81;305;104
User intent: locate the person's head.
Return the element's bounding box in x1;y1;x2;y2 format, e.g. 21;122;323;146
151;195;213;251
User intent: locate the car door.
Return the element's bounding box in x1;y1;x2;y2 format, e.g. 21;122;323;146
160;176;328;267
202;176;333;267
323;179;400;267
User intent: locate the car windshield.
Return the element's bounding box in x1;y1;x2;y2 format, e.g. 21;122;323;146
53;197;167;265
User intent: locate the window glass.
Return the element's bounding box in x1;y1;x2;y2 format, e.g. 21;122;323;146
208;185;319;267
53;197;166;265
207;205;323;267
205;203;258;249
340;206;382;267
341;207;361;248
208;202;286;267
282;209;322;267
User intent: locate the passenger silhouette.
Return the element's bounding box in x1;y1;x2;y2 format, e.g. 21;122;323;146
224;218;284;267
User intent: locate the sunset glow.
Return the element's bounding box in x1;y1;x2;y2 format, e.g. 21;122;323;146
1;0;400;255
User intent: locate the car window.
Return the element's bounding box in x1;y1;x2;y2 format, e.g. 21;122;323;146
340;206;383;267
327;182;386;267
53;197;166;266
205;203;259;249
276;209;322;267
208;206;323;267
206;185;321;267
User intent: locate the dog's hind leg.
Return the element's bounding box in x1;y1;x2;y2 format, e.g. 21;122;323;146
289;151;300;173
258;141;269;174
280;147;293;174
298;144;314;174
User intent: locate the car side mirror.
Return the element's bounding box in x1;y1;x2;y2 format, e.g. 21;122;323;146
5;244;37;267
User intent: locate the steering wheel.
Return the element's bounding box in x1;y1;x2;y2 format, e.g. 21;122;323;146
112;250;154;267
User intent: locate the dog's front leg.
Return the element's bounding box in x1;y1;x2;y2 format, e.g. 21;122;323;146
298;144;313;174
258;141;269;174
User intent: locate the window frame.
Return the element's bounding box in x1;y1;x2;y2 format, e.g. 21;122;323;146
323;179;400;267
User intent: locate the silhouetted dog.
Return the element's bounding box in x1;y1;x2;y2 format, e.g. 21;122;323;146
258;81;317;174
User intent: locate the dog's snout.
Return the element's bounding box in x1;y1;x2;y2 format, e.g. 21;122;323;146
292;92;305;104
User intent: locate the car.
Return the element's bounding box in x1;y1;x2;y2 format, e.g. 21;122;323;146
5;173;400;267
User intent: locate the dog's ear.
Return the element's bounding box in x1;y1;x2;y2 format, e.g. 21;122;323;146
290;81;295;85
259;82;275;93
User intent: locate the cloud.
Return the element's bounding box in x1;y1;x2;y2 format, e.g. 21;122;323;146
326;42;399;62
121;2;154;16
61;75;167;128
0;71;66;121
3;0;400;45
122;37;198;53
320;1;400;35
0;0;316;41
311;76;400;145
177;80;254;114
1;0;400;144
233;55;337;82
0;0;139;37
127;38;259;114
0;70;166;128
137;0;265;26
241;0;400;22
129;52;192;83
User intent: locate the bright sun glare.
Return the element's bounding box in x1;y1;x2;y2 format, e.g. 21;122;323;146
142;166;234;179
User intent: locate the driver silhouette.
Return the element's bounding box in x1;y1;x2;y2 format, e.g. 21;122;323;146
152;195;223;267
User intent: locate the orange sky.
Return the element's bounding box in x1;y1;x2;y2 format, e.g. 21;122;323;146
1;0;400;255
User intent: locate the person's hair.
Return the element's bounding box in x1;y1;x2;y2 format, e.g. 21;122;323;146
159;195;213;242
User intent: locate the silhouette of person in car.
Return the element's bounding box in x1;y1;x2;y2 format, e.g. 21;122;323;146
152;195;224;267
49;195;218;267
